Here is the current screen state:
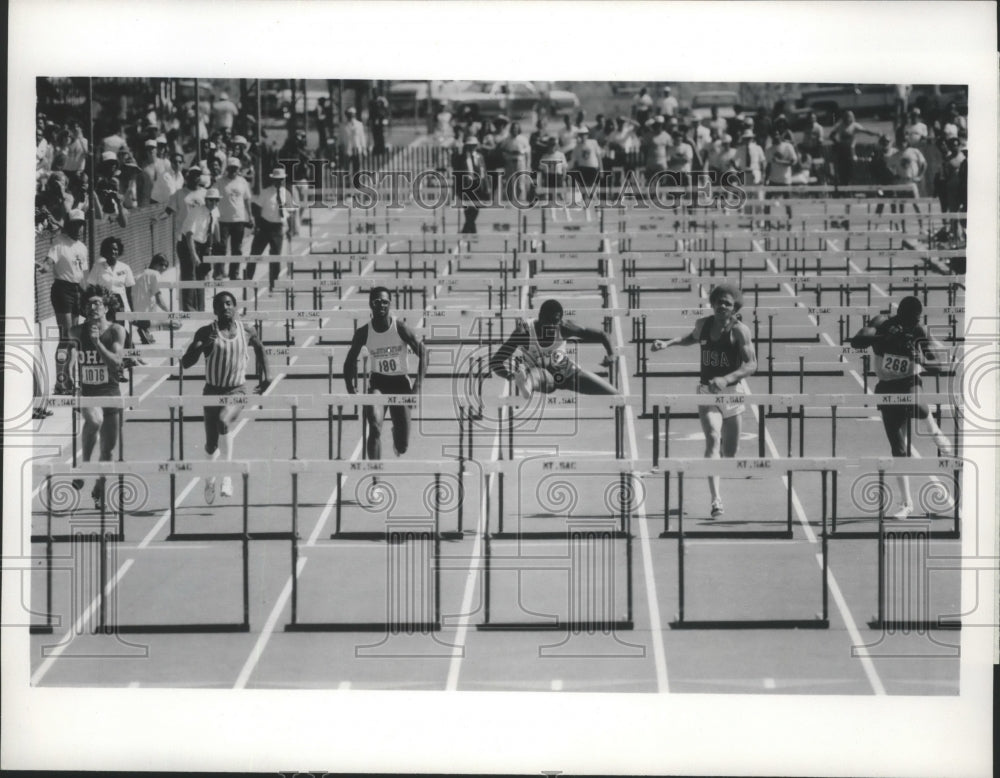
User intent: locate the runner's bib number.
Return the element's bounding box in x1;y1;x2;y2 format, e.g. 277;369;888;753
881;356;911;378
81;364;109;385
377;358;398;373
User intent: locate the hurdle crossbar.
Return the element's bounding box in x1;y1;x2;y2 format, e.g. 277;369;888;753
669;463;831;629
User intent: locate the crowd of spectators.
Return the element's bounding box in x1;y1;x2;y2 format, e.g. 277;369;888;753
430;83;967;230
35;88;273;235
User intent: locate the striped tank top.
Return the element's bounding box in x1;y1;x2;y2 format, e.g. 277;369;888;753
205;321;249;388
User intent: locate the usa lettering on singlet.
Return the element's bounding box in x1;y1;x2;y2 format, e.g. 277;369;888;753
873;318;922;381
366;317;408;376
519;318;570;372
206;322;249;388
699;320;742;383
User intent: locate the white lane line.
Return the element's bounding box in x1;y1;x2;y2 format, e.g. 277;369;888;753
763;677;776;690
30;559;135;685
445;393;503;692
756;249;885;696
33;238;351;685
823;556;887;695
338;681;351;690
550;679;564;691
233;557;308;689
230;250;379;690
128;681;140;688
609;276;669;693
306;440;363;546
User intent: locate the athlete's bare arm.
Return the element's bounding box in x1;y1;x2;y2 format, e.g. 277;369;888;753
651;318;704;352
245;323;271;392
396;320;425;393
560;319;614;362
181;324;215;369
343;325;369;394
490;327;529;380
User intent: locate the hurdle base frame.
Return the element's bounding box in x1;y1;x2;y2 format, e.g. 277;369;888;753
477;619;634;632
285;621;441;633
866;618;962;631
670;617;830;630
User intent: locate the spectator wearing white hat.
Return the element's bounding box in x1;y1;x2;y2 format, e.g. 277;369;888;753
451;135;491;235
38;209;89;394
659;86;679;119
568;125;603;191
248;167;297;286
212;92;240;133
500;121;532;203
339;107;367;187
99;121;129;155
642;116;672;182
63;120;89;178
735;129;766;186
632;87;653;126
764;129;799;188
707;134;737;176
165;166;207;311
667;123;696;184
138;138;161;207
888;133;927;197
153;149;186;205
829;110;879;186
94;151;127;225
215;157;254;280
550;115;571;158
229;134;255;191
902;107;928;147
181;187;222;311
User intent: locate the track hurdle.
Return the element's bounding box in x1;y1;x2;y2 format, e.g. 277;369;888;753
35;460;252;634
867;460;964;632
477;458;638;632
280;459;463;633
134;393;316;469
491;392;628;464
663;456;835;629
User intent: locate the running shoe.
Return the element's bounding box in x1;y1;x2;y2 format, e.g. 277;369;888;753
204;476;217;505
220;476;233;498
934;433;953;456
892;503;914;520
514;368;532;398
710;499;724;519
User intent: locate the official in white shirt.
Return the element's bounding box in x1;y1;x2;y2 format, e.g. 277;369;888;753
248;168;297;286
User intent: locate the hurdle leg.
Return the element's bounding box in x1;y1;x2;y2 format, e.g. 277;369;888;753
652;405;659;466
242;472;250;630
676;473;685;624
98;489;108;634
821;470;829;623
290;472;298;627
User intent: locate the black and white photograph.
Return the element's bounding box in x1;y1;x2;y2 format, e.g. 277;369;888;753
3;2;996;776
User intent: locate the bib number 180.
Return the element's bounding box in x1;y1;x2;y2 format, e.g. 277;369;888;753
377;358;398;373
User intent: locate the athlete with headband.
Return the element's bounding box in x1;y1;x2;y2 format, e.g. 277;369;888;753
182;291;270;503
651;283;757;519
850;295;953;519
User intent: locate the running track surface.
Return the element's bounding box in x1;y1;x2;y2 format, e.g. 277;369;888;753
27;196;964;694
